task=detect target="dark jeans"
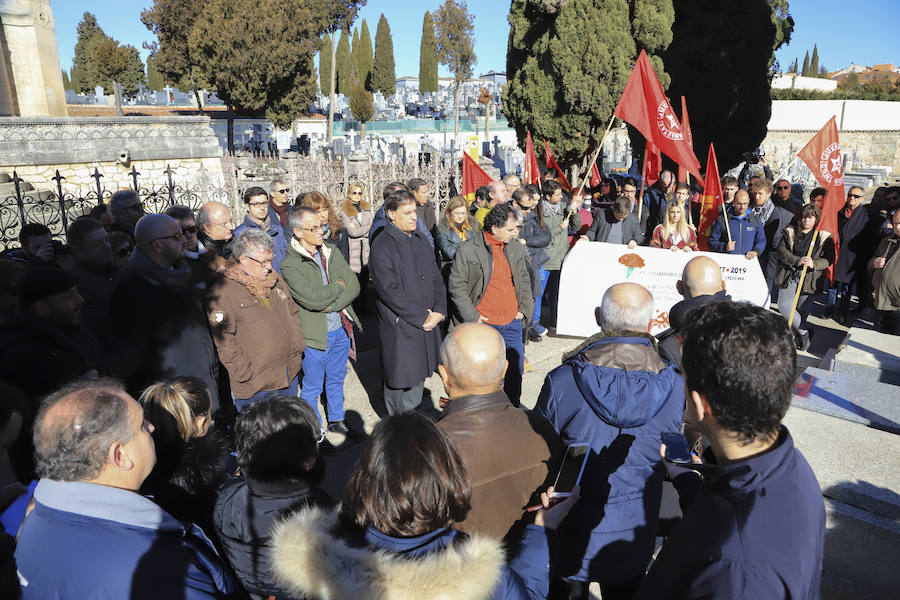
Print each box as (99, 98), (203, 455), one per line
(487, 319), (524, 407)
(233, 370), (300, 413)
(383, 382), (425, 415)
(540, 269), (562, 328)
(876, 309), (900, 335)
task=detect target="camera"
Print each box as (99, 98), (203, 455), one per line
(116, 149), (131, 164)
(742, 147), (764, 165)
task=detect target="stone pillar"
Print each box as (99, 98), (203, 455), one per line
(0, 0), (67, 117)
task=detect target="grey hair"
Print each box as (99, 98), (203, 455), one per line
(109, 189), (140, 212)
(196, 204), (213, 227)
(34, 378), (132, 482)
(233, 228), (274, 258)
(440, 326), (507, 388)
(269, 180), (286, 194)
(288, 205), (318, 233)
(598, 286), (655, 332)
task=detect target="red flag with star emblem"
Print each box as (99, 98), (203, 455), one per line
(614, 50), (703, 185)
(797, 116), (845, 281)
(677, 96), (694, 183)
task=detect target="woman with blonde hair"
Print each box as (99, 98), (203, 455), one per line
(650, 201), (698, 251)
(435, 195), (480, 272)
(298, 190), (350, 263)
(339, 182), (375, 274)
(139, 376), (230, 533)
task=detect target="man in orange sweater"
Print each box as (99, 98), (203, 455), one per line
(449, 204), (534, 405)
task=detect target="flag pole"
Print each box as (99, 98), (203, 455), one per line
(686, 173), (693, 226)
(565, 113), (616, 226)
(787, 230), (818, 330)
(774, 155), (800, 184)
(721, 203), (732, 244)
(637, 148), (647, 221)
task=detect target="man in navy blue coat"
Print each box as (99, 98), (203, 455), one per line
(536, 282), (684, 599)
(15, 379), (233, 599)
(637, 302), (825, 600)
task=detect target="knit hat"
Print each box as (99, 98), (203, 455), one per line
(18, 267), (78, 306)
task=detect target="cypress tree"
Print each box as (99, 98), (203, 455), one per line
(351, 27), (360, 77)
(71, 12), (107, 93)
(358, 19), (374, 90)
(146, 56), (163, 91)
(319, 34), (333, 94)
(371, 14), (396, 97)
(335, 29), (351, 95)
(662, 0), (791, 170)
(810, 44), (819, 78)
(801, 50), (810, 76)
(419, 11), (438, 94)
(61, 69), (71, 90)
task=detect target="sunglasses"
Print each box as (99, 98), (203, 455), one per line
(776, 186), (790, 190)
(181, 225), (199, 234)
(277, 188), (289, 194)
(153, 231), (183, 242)
(848, 193), (863, 199)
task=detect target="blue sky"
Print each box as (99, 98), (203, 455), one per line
(51, 1), (899, 79)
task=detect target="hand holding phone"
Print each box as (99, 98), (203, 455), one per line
(526, 442), (590, 511)
(661, 432), (693, 465)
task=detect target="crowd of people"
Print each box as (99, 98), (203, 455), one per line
(0, 163), (896, 599)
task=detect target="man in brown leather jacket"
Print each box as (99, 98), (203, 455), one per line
(436, 323), (561, 540)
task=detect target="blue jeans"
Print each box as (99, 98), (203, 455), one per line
(233, 370), (299, 413)
(300, 328), (350, 424)
(532, 267), (550, 326)
(488, 319), (524, 407)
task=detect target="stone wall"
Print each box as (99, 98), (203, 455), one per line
(0, 115), (225, 189)
(762, 130), (900, 174)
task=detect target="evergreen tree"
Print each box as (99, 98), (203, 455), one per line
(349, 81), (374, 139)
(71, 12), (106, 93)
(61, 69), (71, 90)
(118, 44), (146, 96)
(505, 0), (673, 171)
(419, 11), (438, 94)
(358, 19), (374, 90)
(810, 44), (819, 77)
(146, 56), (164, 91)
(319, 34), (333, 94)
(801, 50), (810, 76)
(819, 64), (828, 78)
(94, 38), (129, 114)
(662, 0), (792, 171)
(787, 57), (798, 73)
(434, 0), (476, 140)
(371, 14), (396, 98)
(189, 0), (358, 129)
(336, 29), (351, 95)
(351, 27), (360, 78)
(318, 1), (366, 143)
(142, 0), (210, 109)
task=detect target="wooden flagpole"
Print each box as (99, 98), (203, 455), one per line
(563, 113), (616, 228)
(787, 230), (819, 329)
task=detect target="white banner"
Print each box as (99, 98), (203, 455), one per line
(556, 242), (770, 337)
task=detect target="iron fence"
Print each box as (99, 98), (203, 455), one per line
(0, 153), (459, 252)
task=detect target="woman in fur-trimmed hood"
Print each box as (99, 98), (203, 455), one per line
(271, 412), (577, 600)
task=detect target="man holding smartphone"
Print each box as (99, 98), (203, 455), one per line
(637, 302), (825, 599)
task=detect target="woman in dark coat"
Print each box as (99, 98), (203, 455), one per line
(369, 188), (446, 415)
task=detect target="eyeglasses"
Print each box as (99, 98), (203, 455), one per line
(301, 225), (323, 233)
(244, 255), (273, 267)
(516, 202), (534, 212)
(114, 246), (133, 257)
(181, 225), (199, 234)
(776, 185), (790, 190)
(848, 193), (863, 199)
(153, 231), (183, 242)
(248, 201), (269, 207)
(277, 188), (289, 194)
(123, 204), (143, 212)
(350, 191), (363, 195)
(212, 220), (234, 228)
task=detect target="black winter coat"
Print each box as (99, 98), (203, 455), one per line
(370, 224), (447, 389)
(758, 204), (794, 286)
(835, 206), (875, 283)
(214, 470), (334, 599)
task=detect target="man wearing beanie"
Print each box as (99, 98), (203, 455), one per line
(0, 267), (102, 480)
(107, 214), (221, 410)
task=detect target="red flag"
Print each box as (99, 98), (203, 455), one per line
(523, 131), (542, 186)
(797, 116), (845, 281)
(589, 162), (602, 187)
(645, 142), (662, 186)
(462, 150), (494, 205)
(677, 96), (693, 183)
(697, 143), (723, 251)
(543, 140), (572, 192)
(614, 50), (703, 185)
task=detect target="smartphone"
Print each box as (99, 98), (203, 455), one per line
(661, 432), (693, 465)
(550, 442), (591, 498)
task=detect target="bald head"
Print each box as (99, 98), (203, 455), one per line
(680, 256), (725, 298)
(135, 213), (179, 249)
(597, 282), (654, 333)
(439, 323), (507, 396)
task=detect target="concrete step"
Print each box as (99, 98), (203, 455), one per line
(831, 327), (900, 386)
(793, 367), (900, 435)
